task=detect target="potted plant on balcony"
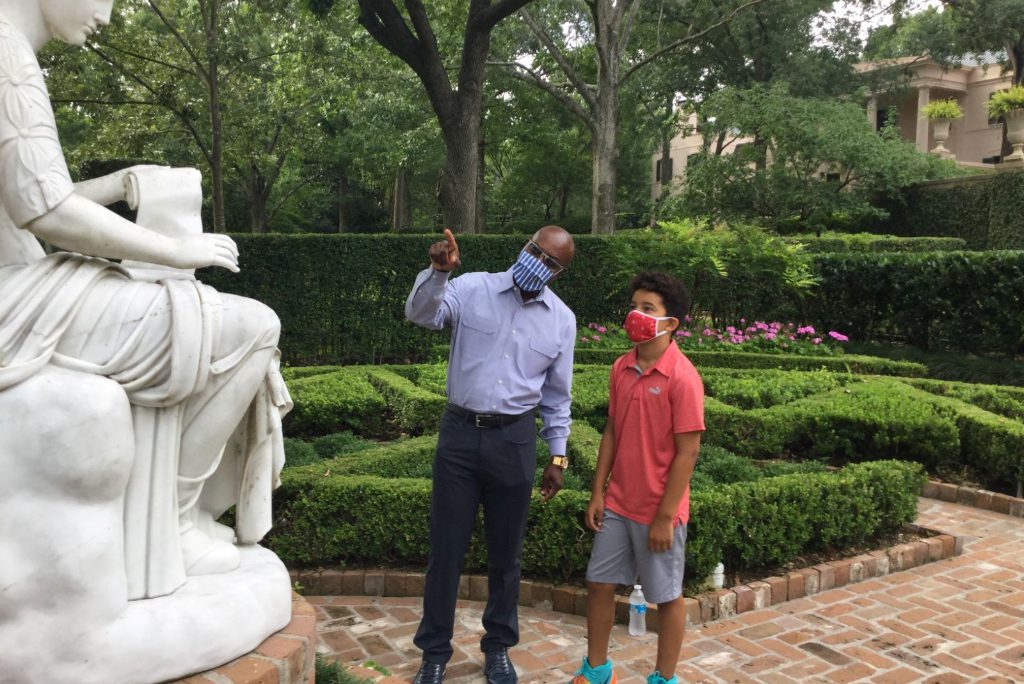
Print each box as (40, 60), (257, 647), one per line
(987, 85), (1024, 163)
(921, 98), (963, 159)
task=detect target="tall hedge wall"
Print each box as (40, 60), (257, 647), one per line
(879, 170), (1024, 250)
(199, 234), (1024, 362)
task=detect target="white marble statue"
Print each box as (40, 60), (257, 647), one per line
(0, 1), (293, 682)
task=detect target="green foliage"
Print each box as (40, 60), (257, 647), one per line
(573, 349), (927, 377)
(921, 98), (963, 120)
(673, 84), (962, 231)
(284, 438), (320, 468)
(987, 171), (1024, 251)
(850, 342), (1024, 387)
(986, 85), (1024, 118)
(312, 431), (377, 459)
(366, 368), (447, 435)
(204, 233), (1024, 362)
(285, 368), (388, 437)
(785, 233), (967, 253)
(808, 250), (1024, 354)
(315, 654), (374, 684)
(877, 176), (992, 249)
(269, 458), (924, 583)
(702, 368), (849, 410)
(282, 366), (347, 381)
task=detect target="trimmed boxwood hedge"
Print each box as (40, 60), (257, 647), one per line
(199, 232), (1024, 362)
(268, 458), (924, 584)
(283, 363), (1024, 493)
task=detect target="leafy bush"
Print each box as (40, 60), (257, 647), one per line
(284, 438), (319, 468)
(281, 365), (346, 381)
(312, 431), (377, 459)
(270, 459), (923, 584)
(703, 368), (850, 409)
(285, 368), (388, 437)
(366, 368), (447, 435)
(785, 233), (966, 253)
(573, 348), (926, 376)
(202, 232), (1024, 361)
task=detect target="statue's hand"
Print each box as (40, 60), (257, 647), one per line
(169, 234), (240, 273)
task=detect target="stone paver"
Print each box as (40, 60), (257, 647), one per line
(314, 498), (1024, 683)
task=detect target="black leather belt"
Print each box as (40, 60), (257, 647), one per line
(446, 403), (534, 428)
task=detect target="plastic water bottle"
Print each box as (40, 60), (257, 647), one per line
(711, 562), (725, 590)
(628, 584), (647, 636)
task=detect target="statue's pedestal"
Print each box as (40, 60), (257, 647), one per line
(168, 592), (316, 684)
(0, 546), (292, 684)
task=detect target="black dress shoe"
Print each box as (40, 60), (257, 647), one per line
(484, 648), (517, 684)
(412, 661), (446, 684)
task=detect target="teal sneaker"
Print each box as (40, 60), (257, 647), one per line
(647, 672), (678, 684)
(571, 657), (615, 684)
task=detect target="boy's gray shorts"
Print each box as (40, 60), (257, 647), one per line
(585, 509), (687, 605)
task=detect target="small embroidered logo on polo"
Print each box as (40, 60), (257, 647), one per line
(648, 386), (662, 395)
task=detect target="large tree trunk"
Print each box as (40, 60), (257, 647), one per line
(248, 173), (269, 233)
(439, 114), (481, 232)
(203, 1), (226, 233)
(337, 173), (349, 233)
(391, 166), (411, 232)
(590, 0), (622, 235)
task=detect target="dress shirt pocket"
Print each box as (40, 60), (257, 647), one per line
(517, 335), (559, 378)
(458, 311), (499, 363)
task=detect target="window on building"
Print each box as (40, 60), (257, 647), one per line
(656, 157), (673, 182)
(982, 154), (1002, 164)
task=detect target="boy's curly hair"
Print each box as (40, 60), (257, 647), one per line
(629, 272), (691, 322)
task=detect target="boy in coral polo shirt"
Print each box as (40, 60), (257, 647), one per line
(572, 272), (705, 684)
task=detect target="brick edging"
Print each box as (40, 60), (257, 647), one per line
(290, 523), (960, 631)
(921, 479), (1024, 517)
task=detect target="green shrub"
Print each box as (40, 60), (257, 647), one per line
(284, 438), (319, 468)
(702, 368), (850, 409)
(312, 431), (378, 459)
(285, 368), (388, 437)
(786, 234), (966, 253)
(986, 85), (1024, 118)
(694, 446), (761, 484)
(366, 368), (447, 435)
(921, 98), (963, 120)
(201, 233), (1024, 360)
(269, 459), (924, 584)
(573, 349), (927, 376)
(281, 366), (346, 381)
(329, 436), (438, 479)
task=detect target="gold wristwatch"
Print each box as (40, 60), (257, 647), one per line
(550, 455), (569, 470)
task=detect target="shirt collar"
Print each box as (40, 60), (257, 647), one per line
(625, 339), (682, 378)
(500, 267), (551, 307)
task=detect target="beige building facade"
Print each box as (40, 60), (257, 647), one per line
(651, 55), (1014, 199)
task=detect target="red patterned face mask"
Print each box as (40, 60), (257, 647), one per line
(624, 309), (674, 344)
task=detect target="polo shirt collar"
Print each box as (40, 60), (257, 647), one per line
(626, 339), (682, 377)
(500, 267), (551, 307)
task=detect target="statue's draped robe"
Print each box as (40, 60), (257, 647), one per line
(0, 14), (290, 599)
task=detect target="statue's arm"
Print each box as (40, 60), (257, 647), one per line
(25, 195), (240, 273)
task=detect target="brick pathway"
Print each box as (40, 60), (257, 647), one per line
(314, 498), (1024, 683)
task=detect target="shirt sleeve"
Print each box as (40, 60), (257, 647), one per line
(671, 367), (706, 434)
(0, 32), (75, 228)
(538, 315), (575, 456)
(404, 267), (459, 330)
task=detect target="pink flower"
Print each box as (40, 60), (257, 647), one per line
(593, 335), (602, 342)
(812, 337), (822, 345)
(740, 318), (746, 324)
(579, 336), (588, 343)
(765, 332), (776, 340)
(828, 331), (849, 342)
(726, 326), (736, 334)
(597, 326), (607, 334)
(684, 315), (692, 323)
(788, 335), (796, 341)
(797, 325), (816, 335)
(703, 328), (713, 336)
(588, 322), (598, 330)
(681, 330), (692, 337)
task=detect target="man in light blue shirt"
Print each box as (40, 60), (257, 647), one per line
(405, 226), (576, 684)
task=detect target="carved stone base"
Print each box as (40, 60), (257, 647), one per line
(169, 592), (316, 684)
(0, 546), (291, 684)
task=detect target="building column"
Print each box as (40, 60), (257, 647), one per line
(866, 95), (878, 129)
(916, 87), (931, 153)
